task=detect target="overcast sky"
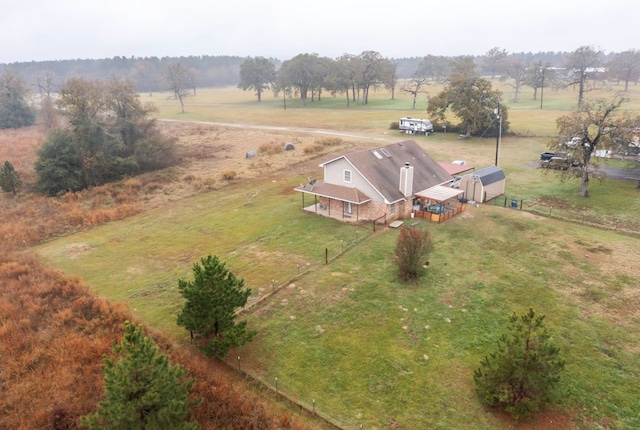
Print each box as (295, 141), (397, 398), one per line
(1, 0), (638, 64)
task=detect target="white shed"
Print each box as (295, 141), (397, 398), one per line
(459, 166), (505, 203)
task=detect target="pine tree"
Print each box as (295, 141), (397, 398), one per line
(177, 255), (256, 358)
(0, 161), (22, 195)
(474, 308), (565, 419)
(82, 322), (201, 430)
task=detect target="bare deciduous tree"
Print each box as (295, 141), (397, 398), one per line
(607, 49), (640, 92)
(563, 45), (603, 107)
(163, 61), (190, 113)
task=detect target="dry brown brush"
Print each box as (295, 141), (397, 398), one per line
(0, 251), (316, 429)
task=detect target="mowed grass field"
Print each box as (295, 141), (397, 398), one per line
(36, 83), (640, 429)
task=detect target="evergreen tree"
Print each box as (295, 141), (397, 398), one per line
(34, 129), (86, 195)
(177, 255), (256, 358)
(0, 72), (36, 129)
(0, 161), (22, 195)
(474, 308), (565, 419)
(82, 322), (200, 430)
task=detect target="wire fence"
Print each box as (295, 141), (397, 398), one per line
(492, 195), (640, 237)
(230, 198), (638, 429)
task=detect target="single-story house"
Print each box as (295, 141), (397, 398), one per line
(294, 140), (465, 222)
(459, 165), (506, 203)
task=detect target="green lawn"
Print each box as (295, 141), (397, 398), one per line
(35, 176), (640, 429)
(35, 83), (640, 429)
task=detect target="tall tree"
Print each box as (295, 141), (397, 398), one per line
(0, 161), (22, 195)
(277, 53), (319, 105)
(523, 60), (555, 101)
(35, 77), (176, 195)
(474, 308), (565, 419)
(82, 322), (200, 430)
(380, 60), (399, 100)
(163, 61), (190, 113)
(402, 71), (428, 109)
(357, 50), (387, 104)
(177, 255), (256, 358)
(482, 47), (508, 79)
(563, 45), (603, 107)
(58, 78), (134, 188)
(500, 56), (531, 102)
(325, 56), (354, 106)
(607, 49), (640, 92)
(552, 95), (633, 197)
(428, 57), (508, 137)
(0, 71), (36, 129)
(238, 56), (276, 102)
(417, 55), (451, 82)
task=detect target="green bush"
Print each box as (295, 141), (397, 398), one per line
(474, 308), (565, 419)
(394, 227), (434, 282)
(0, 161), (22, 195)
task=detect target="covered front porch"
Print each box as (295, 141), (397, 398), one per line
(294, 181), (372, 223)
(413, 185), (467, 223)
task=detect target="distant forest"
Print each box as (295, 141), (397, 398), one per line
(0, 50), (620, 95)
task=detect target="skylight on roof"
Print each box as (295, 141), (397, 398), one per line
(380, 148), (392, 158)
(372, 150), (383, 159)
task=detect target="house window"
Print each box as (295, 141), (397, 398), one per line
(343, 170), (352, 183)
(390, 203), (396, 215)
(344, 201), (352, 214)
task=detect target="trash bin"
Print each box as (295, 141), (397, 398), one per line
(511, 199), (518, 209)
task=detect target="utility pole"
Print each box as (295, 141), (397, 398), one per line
(540, 68), (545, 110)
(494, 106), (502, 166)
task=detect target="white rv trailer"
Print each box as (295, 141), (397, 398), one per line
(399, 117), (434, 135)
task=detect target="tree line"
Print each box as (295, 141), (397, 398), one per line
(1, 45), (638, 197)
(2, 46), (638, 102)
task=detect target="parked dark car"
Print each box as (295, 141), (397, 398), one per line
(540, 151), (556, 161)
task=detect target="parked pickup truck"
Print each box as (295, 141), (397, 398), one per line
(541, 152), (580, 170)
(540, 152), (556, 161)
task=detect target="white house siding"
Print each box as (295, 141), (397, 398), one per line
(323, 158), (385, 203)
(482, 181), (505, 202)
(459, 174), (505, 203)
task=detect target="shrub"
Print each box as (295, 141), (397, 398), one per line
(123, 177), (142, 190)
(303, 144), (324, 155)
(221, 170), (237, 181)
(316, 137), (343, 147)
(389, 121), (399, 130)
(258, 142), (283, 155)
(474, 308), (565, 419)
(394, 227), (434, 282)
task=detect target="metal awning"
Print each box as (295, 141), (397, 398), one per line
(415, 185), (465, 202)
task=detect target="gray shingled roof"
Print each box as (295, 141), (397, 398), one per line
(294, 181), (371, 204)
(473, 165), (505, 185)
(338, 140), (451, 203)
